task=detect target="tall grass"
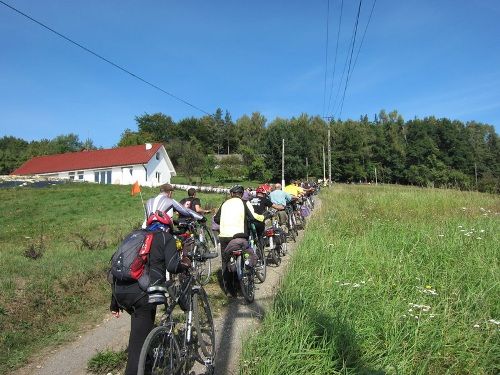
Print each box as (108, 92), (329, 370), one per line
(241, 184), (499, 374)
(0, 182), (225, 374)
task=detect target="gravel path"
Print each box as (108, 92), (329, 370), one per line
(14, 201), (318, 375)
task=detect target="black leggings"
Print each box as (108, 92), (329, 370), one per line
(125, 301), (157, 375)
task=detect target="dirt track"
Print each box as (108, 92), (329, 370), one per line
(15, 202), (317, 375)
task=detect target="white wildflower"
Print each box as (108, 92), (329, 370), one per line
(480, 229), (485, 233)
(409, 303), (431, 312)
(473, 324), (480, 328)
(352, 283), (361, 288)
(476, 237), (482, 240)
(488, 319), (500, 326)
(458, 225), (463, 228)
(438, 234), (444, 237)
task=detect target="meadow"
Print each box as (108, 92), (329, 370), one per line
(241, 184), (499, 374)
(0, 182), (225, 374)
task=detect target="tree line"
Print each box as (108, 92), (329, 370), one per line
(1, 109), (498, 193)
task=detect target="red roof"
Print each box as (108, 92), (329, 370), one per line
(12, 143), (163, 175)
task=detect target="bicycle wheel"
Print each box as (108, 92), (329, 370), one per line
(137, 325), (181, 375)
(255, 241), (267, 283)
(201, 224), (218, 254)
(290, 214), (299, 237)
(280, 239), (288, 256)
(287, 217), (296, 242)
(239, 257), (255, 303)
(192, 288), (216, 362)
(270, 245), (281, 266)
(194, 243), (212, 286)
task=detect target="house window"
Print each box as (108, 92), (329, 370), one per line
(155, 172), (161, 183)
(94, 170), (112, 184)
(156, 152), (160, 160)
(69, 172), (75, 181)
(78, 171), (84, 180)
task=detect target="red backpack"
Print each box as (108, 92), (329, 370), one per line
(110, 230), (155, 290)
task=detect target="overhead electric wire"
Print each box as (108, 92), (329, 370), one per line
(322, 0), (331, 118)
(351, 0), (377, 77)
(0, 0), (213, 117)
(330, 0), (357, 119)
(326, 0), (344, 119)
(337, 0), (363, 118)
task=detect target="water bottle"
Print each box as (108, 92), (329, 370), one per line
(244, 252), (250, 266)
(199, 231), (204, 243)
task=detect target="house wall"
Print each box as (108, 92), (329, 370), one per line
(35, 146), (175, 186)
(145, 149), (172, 187)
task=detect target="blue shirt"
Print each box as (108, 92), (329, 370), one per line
(269, 189), (292, 206)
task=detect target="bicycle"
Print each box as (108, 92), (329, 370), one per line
(264, 209), (287, 265)
(222, 239), (256, 303)
(137, 253), (217, 375)
(285, 203), (298, 241)
(249, 224), (266, 283)
(176, 218), (219, 285)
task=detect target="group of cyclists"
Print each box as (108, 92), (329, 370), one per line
(109, 180), (318, 375)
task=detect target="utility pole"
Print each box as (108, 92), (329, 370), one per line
(281, 138), (285, 187)
(374, 166), (378, 185)
(323, 116), (334, 186)
(322, 146), (326, 182)
(474, 162), (478, 188)
(306, 157), (309, 181)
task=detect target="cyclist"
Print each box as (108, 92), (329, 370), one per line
(269, 183), (293, 227)
(110, 196), (191, 375)
(213, 185), (264, 293)
(142, 183), (203, 228)
(249, 187), (282, 240)
(283, 180), (304, 198)
(180, 187), (211, 215)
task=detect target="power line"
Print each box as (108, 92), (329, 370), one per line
(0, 0), (213, 117)
(326, 0), (344, 118)
(322, 0), (331, 118)
(329, 0), (354, 119)
(338, 0), (363, 118)
(351, 0), (377, 77)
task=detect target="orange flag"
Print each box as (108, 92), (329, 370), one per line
(131, 181), (141, 196)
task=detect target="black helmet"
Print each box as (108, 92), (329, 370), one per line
(229, 185), (244, 195)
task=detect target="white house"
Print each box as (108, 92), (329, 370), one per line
(12, 143), (176, 187)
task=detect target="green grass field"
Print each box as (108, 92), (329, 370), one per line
(0, 182), (225, 374)
(241, 184), (499, 374)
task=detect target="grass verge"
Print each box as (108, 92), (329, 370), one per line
(241, 184), (499, 374)
(0, 182), (227, 374)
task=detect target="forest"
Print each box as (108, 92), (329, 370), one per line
(1, 109), (498, 193)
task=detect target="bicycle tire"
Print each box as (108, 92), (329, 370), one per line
(137, 325), (181, 375)
(290, 214), (299, 237)
(287, 219), (296, 242)
(192, 288), (216, 361)
(280, 239), (288, 256)
(255, 241), (267, 283)
(194, 242), (212, 286)
(238, 256), (255, 303)
(201, 224), (218, 255)
(270, 245), (281, 266)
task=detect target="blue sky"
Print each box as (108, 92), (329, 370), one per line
(1, 0), (499, 148)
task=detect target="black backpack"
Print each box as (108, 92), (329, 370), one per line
(110, 229), (155, 291)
